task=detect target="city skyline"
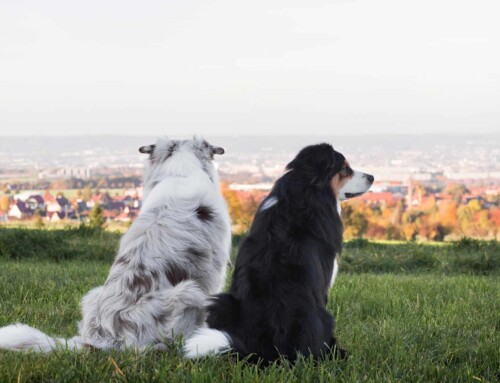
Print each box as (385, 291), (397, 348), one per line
(1, 135), (498, 184)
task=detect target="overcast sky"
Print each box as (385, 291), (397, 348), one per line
(0, 0), (499, 136)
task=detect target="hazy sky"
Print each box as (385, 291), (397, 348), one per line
(1, 0), (499, 136)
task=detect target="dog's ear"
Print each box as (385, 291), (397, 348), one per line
(287, 143), (341, 188)
(211, 146), (225, 155)
(139, 144), (155, 154)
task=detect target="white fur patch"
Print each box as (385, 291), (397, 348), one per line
(0, 323), (81, 352)
(184, 328), (231, 359)
(330, 258), (339, 288)
(260, 196), (278, 212)
(339, 170), (372, 201)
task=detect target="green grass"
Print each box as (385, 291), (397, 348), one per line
(0, 227), (120, 262)
(0, 229), (499, 382)
(341, 238), (500, 275)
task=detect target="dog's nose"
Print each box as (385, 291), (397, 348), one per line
(365, 174), (374, 183)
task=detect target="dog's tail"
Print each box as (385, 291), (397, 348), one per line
(184, 327), (232, 358)
(0, 323), (83, 352)
(184, 293), (245, 359)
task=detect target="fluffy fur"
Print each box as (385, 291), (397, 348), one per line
(185, 143), (373, 363)
(0, 136), (231, 352)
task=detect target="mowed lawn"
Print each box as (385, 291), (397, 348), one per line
(0, 229), (499, 382)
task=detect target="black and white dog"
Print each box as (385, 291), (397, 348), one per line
(185, 143), (374, 363)
(0, 136), (231, 352)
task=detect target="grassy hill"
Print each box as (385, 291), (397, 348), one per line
(1, 227), (498, 274)
(0, 228), (499, 382)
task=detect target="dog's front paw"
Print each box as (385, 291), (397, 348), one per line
(333, 346), (349, 360)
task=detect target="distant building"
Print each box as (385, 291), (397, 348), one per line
(358, 192), (402, 207)
(229, 183), (273, 191)
(361, 167), (434, 182)
(446, 171), (500, 180)
(57, 167), (91, 179)
(435, 193), (454, 206)
(8, 201), (31, 219)
(47, 211), (73, 222)
(463, 194), (485, 204)
(38, 167), (91, 180)
(46, 195), (72, 215)
(26, 195), (44, 210)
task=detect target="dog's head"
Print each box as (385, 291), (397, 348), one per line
(285, 143), (373, 201)
(139, 136), (224, 199)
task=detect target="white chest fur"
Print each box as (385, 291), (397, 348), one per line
(330, 258), (339, 288)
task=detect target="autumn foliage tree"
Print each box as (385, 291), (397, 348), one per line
(342, 202), (370, 239)
(221, 183), (266, 233)
(219, 179), (498, 241)
(0, 195), (10, 212)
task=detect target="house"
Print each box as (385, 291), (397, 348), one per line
(106, 201), (125, 211)
(116, 212), (132, 222)
(44, 191), (56, 203)
(73, 199), (89, 214)
(56, 195), (70, 208)
(102, 209), (119, 220)
(46, 201), (61, 213)
(463, 194), (485, 204)
(8, 201), (31, 219)
(47, 195), (72, 214)
(46, 210), (76, 222)
(26, 195), (45, 211)
(86, 194), (103, 209)
(434, 193), (454, 206)
(115, 206), (140, 222)
(358, 192), (402, 207)
(116, 195), (137, 207)
(47, 211), (65, 222)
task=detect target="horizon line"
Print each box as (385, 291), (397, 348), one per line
(0, 132), (498, 138)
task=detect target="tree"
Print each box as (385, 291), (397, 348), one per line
(439, 200), (458, 229)
(0, 195), (10, 212)
(467, 199), (482, 212)
(33, 210), (45, 229)
(457, 205), (474, 236)
(342, 203), (369, 239)
(391, 200), (404, 226)
(446, 183), (469, 203)
(88, 203), (106, 231)
(102, 191), (113, 207)
(402, 223), (417, 241)
(82, 187), (93, 202)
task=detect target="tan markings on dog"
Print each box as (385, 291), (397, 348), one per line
(331, 160), (353, 197)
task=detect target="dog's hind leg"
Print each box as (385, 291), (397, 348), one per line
(323, 336), (348, 360)
(130, 280), (208, 346)
(159, 280), (207, 338)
